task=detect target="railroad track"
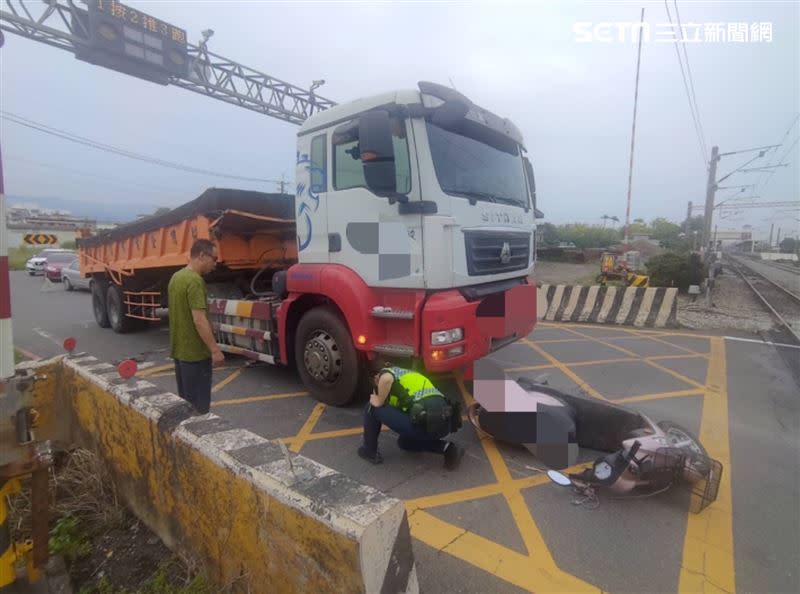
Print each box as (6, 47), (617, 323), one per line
(761, 260), (800, 276)
(725, 254), (800, 343)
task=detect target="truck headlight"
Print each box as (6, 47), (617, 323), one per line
(431, 328), (463, 345)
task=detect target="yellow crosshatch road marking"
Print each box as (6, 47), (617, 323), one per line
(211, 367), (246, 393)
(551, 327), (709, 392)
(288, 402), (326, 453)
(138, 363), (174, 377)
(204, 323), (733, 593)
(537, 321), (717, 342)
(521, 338), (608, 401)
(679, 337), (735, 594)
(409, 375), (600, 592)
(212, 390), (308, 408)
(613, 388), (705, 404)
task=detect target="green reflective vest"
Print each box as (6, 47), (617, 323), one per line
(381, 367), (443, 413)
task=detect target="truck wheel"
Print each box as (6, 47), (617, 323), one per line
(295, 306), (361, 406)
(106, 285), (133, 334)
(92, 281), (110, 328)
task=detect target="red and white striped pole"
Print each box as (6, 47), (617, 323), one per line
(0, 132), (14, 380)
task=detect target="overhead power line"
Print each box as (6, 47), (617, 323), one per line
(755, 114), (799, 192)
(672, 0), (708, 159)
(5, 154), (190, 194)
(1, 110), (284, 185)
(665, 0), (707, 168)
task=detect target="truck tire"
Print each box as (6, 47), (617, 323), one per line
(92, 280), (111, 328)
(295, 306), (361, 406)
(106, 284), (134, 334)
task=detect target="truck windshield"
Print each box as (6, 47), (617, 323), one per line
(426, 121), (528, 209)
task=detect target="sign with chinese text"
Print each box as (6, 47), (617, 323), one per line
(85, 0), (188, 79)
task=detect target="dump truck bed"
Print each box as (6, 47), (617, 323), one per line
(78, 188), (297, 277)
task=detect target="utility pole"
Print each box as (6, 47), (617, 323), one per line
(768, 223), (774, 248)
(776, 227), (781, 247)
(685, 200), (692, 228)
(623, 8), (645, 248)
(701, 145), (719, 255)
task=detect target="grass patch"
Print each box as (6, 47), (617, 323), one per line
(50, 515), (92, 563)
(8, 246), (39, 270)
(81, 563), (212, 594)
(14, 348), (31, 364)
(7, 448), (213, 593)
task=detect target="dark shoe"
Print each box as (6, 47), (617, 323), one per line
(443, 442), (464, 471)
(358, 446), (383, 464)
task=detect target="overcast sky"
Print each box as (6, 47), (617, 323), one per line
(1, 1), (797, 239)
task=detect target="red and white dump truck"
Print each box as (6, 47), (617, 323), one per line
(78, 82), (540, 404)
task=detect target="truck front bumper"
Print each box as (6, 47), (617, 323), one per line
(421, 280), (537, 372)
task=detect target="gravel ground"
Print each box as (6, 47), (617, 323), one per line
(677, 270), (775, 333)
(533, 260), (598, 285)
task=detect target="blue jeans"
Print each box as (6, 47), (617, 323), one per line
(362, 403), (448, 454)
(174, 359), (212, 414)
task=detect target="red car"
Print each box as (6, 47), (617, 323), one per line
(44, 251), (77, 282)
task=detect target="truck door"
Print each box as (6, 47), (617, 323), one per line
(326, 115), (424, 289)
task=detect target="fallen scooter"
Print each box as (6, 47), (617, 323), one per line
(468, 376), (722, 512)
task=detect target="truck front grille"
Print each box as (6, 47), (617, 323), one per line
(464, 231), (531, 276)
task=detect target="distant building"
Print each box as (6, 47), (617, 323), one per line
(5, 205), (97, 248)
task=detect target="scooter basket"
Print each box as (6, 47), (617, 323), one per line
(651, 448), (722, 513)
(686, 457), (723, 514)
(649, 447), (686, 482)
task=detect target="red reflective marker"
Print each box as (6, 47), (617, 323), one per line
(63, 337), (77, 354)
(118, 359), (138, 380)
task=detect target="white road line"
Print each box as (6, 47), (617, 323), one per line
(33, 327), (63, 347)
(724, 336), (800, 350)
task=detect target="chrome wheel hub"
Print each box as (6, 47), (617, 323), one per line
(303, 330), (341, 383)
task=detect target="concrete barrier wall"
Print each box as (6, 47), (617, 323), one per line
(537, 285), (678, 327)
(23, 356), (417, 594)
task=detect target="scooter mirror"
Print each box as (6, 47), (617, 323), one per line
(547, 470), (572, 487)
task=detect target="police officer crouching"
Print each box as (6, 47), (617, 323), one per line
(358, 361), (464, 470)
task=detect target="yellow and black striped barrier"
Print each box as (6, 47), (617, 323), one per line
(538, 285), (678, 327)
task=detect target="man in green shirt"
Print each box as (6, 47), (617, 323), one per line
(168, 238), (224, 413)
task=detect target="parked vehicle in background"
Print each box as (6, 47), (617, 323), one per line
(61, 258), (91, 291)
(44, 251), (77, 282)
(25, 248), (72, 276)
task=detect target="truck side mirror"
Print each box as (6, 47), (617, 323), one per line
(359, 110), (397, 196)
(523, 157), (536, 213)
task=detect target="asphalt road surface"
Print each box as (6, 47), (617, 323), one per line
(9, 271), (800, 593)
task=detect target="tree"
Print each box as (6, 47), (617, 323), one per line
(647, 252), (705, 291)
(650, 217), (682, 249)
(626, 218), (651, 237)
(779, 237), (797, 254)
(537, 222), (559, 246)
(153, 207), (171, 216)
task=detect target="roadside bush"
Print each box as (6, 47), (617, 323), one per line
(646, 252), (705, 291)
(8, 246), (38, 270)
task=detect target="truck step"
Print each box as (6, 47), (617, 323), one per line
(373, 344), (415, 357)
(370, 307), (414, 320)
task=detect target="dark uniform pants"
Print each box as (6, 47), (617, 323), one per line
(363, 403), (448, 454)
(174, 359), (212, 414)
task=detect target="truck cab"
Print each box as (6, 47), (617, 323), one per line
(295, 81), (537, 289)
(286, 82), (538, 399)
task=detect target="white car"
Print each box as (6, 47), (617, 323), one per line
(25, 248), (72, 276)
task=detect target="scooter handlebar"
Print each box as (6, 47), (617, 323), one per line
(626, 440), (642, 462)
